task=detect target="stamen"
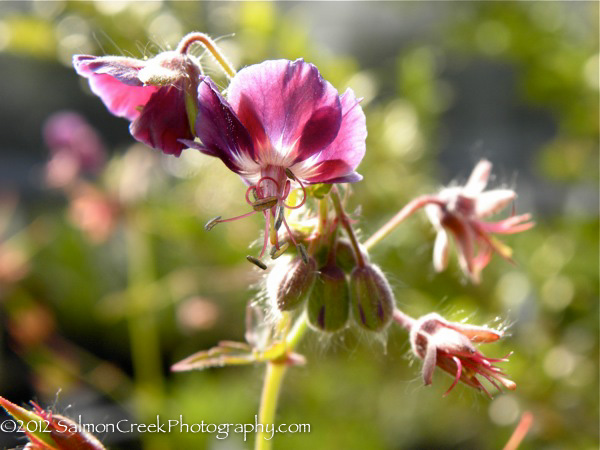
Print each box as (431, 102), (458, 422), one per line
(259, 211), (270, 258)
(204, 216), (222, 231)
(282, 175), (307, 209)
(269, 212), (278, 245)
(297, 243), (309, 264)
(285, 168), (296, 180)
(274, 205), (285, 231)
(270, 241), (290, 259)
(212, 210), (258, 224)
(246, 255), (267, 270)
(256, 176), (280, 198)
(252, 196), (279, 211)
(245, 185), (258, 204)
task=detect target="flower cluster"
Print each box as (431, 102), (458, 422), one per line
(74, 35), (366, 266)
(74, 32), (532, 397)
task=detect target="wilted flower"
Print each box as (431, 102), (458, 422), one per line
(187, 59), (367, 261)
(409, 312), (515, 396)
(73, 33), (207, 156)
(43, 111), (106, 188)
(425, 160), (533, 282)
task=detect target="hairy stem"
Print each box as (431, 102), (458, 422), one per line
(330, 187), (365, 267)
(256, 311), (308, 450)
(176, 32), (236, 78)
(363, 195), (444, 251)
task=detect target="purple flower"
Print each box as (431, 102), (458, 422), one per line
(73, 36), (204, 156)
(425, 160), (534, 282)
(409, 313), (516, 397)
(185, 59), (367, 260)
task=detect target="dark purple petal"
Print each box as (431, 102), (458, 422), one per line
(73, 55), (158, 121)
(227, 59), (342, 163)
(193, 79), (258, 175)
(129, 83), (194, 156)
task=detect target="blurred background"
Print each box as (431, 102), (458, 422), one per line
(0, 1), (597, 449)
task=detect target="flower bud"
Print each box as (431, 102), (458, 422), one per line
(274, 256), (317, 311)
(335, 239), (358, 273)
(307, 264), (349, 332)
(349, 264), (394, 332)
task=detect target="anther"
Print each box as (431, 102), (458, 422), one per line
(274, 205), (285, 231)
(252, 196), (279, 211)
(270, 241), (290, 259)
(285, 168), (297, 181)
(205, 216), (222, 231)
(297, 243), (309, 264)
(246, 255), (267, 270)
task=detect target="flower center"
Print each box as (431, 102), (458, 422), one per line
(204, 165), (308, 269)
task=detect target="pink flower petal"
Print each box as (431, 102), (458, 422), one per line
(464, 159), (492, 196)
(73, 55), (157, 121)
(433, 229), (450, 272)
(227, 59), (342, 164)
(294, 88), (366, 183)
(130, 83), (194, 156)
(475, 189), (516, 217)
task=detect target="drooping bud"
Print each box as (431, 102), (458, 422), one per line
(349, 264), (394, 332)
(307, 264), (349, 332)
(273, 256), (316, 311)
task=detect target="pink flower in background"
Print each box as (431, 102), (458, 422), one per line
(409, 312), (515, 396)
(43, 111), (106, 187)
(185, 59), (366, 259)
(73, 37), (203, 156)
(425, 160), (534, 282)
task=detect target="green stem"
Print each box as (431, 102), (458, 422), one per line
(330, 187), (365, 267)
(125, 216), (168, 450)
(256, 311), (309, 450)
(256, 362), (287, 449)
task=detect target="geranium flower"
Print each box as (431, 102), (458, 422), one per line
(73, 33), (206, 156)
(184, 59), (367, 262)
(425, 160), (533, 282)
(409, 312), (516, 397)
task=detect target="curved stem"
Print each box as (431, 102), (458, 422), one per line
(363, 195), (444, 251)
(176, 32), (236, 78)
(330, 187), (365, 267)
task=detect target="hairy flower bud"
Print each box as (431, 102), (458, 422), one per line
(335, 238), (358, 273)
(349, 264), (394, 332)
(274, 256), (317, 311)
(307, 264), (350, 332)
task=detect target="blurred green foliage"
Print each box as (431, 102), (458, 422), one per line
(0, 2), (597, 449)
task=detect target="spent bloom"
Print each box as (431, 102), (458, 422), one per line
(73, 33), (208, 156)
(409, 312), (515, 397)
(187, 59), (367, 262)
(425, 160), (533, 282)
